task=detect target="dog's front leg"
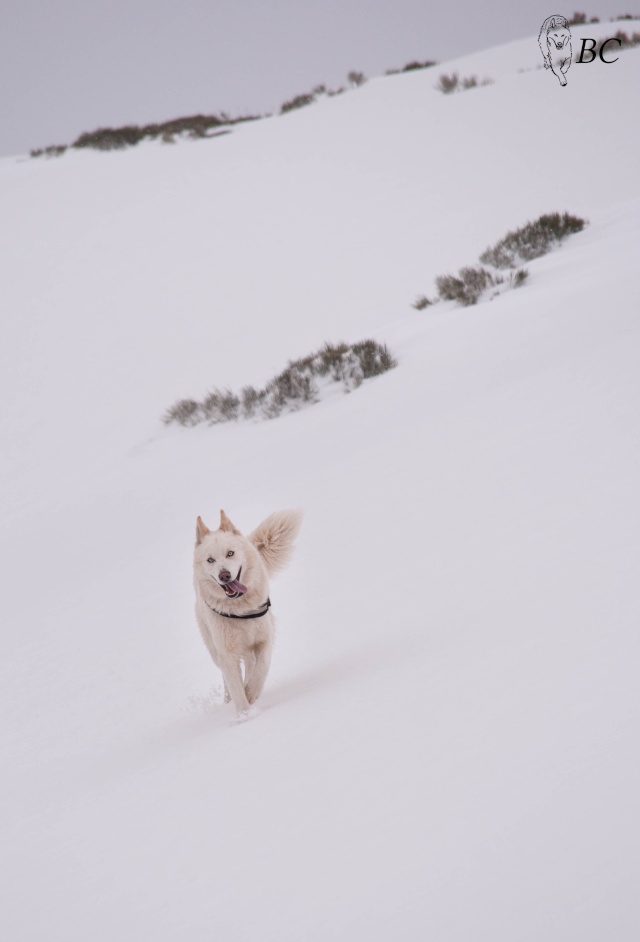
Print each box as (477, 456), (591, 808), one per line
(243, 648), (257, 691)
(221, 656), (252, 716)
(245, 640), (273, 705)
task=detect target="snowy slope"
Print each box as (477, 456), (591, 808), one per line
(1, 27), (640, 942)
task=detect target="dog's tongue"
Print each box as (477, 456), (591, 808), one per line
(225, 579), (247, 596)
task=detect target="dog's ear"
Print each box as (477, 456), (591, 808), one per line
(195, 516), (210, 545)
(249, 509), (303, 575)
(219, 509), (241, 534)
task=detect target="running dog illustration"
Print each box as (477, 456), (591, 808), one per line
(539, 15), (572, 86)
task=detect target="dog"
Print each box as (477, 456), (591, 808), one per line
(194, 508), (303, 719)
(538, 15), (572, 86)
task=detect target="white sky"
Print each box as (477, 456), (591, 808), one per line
(2, 1), (635, 156)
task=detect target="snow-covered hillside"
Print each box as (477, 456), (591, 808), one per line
(1, 25), (639, 941)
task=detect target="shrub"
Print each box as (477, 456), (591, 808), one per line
(425, 216), (582, 311)
(347, 71), (367, 87)
(436, 267), (495, 306)
(509, 268), (529, 288)
(436, 73), (460, 94)
(412, 295), (434, 310)
(30, 144), (67, 158)
(74, 125), (146, 150)
(435, 73), (492, 93)
(402, 60), (437, 72)
(387, 60), (437, 75)
(350, 339), (397, 378)
(240, 385), (264, 419)
(71, 113), (248, 151)
(479, 212), (587, 268)
(163, 340), (398, 427)
(478, 242), (513, 269)
(262, 366), (318, 417)
(31, 111), (259, 157)
(201, 389), (241, 424)
(469, 76), (492, 88)
(162, 399), (202, 426)
(568, 11), (588, 24)
(280, 93), (316, 114)
(279, 75), (368, 114)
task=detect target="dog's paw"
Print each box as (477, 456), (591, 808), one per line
(235, 705), (260, 724)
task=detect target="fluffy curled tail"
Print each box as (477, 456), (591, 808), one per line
(249, 509), (304, 575)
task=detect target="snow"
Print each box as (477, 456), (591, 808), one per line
(1, 28), (640, 941)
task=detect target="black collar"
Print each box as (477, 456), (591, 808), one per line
(206, 597), (271, 620)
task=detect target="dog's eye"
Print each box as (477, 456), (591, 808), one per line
(226, 550), (234, 558)
(207, 557), (215, 564)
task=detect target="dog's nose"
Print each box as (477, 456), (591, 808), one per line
(218, 569), (231, 583)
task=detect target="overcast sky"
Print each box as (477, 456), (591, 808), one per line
(1, 1), (634, 156)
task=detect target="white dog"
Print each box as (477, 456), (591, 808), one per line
(194, 508), (303, 719)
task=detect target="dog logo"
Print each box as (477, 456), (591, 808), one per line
(539, 15), (572, 85)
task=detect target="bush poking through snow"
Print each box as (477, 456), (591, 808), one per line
(163, 340), (398, 427)
(412, 295), (434, 310)
(347, 71), (367, 87)
(424, 213), (583, 309)
(436, 73), (460, 94)
(31, 113), (258, 156)
(280, 93), (317, 114)
(73, 114), (252, 149)
(510, 268), (529, 288)
(386, 60), (437, 75)
(403, 59), (437, 72)
(201, 389), (241, 424)
(479, 212), (587, 269)
(280, 76), (364, 114)
(30, 144), (67, 158)
(435, 73), (493, 93)
(436, 267), (496, 306)
(162, 398), (202, 427)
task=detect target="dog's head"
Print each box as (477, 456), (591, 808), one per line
(548, 26), (570, 50)
(194, 507), (303, 605)
(194, 510), (261, 602)
(539, 15), (570, 51)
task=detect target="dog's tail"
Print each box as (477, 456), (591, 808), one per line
(249, 509), (303, 575)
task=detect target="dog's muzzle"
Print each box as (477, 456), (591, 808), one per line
(216, 566), (248, 598)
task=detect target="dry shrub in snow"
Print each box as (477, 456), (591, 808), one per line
(280, 93), (317, 114)
(426, 212), (584, 309)
(479, 212), (587, 269)
(347, 71), (367, 87)
(436, 267), (496, 306)
(436, 73), (493, 93)
(163, 340), (397, 427)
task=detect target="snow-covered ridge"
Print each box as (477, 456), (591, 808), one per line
(22, 17), (640, 159)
